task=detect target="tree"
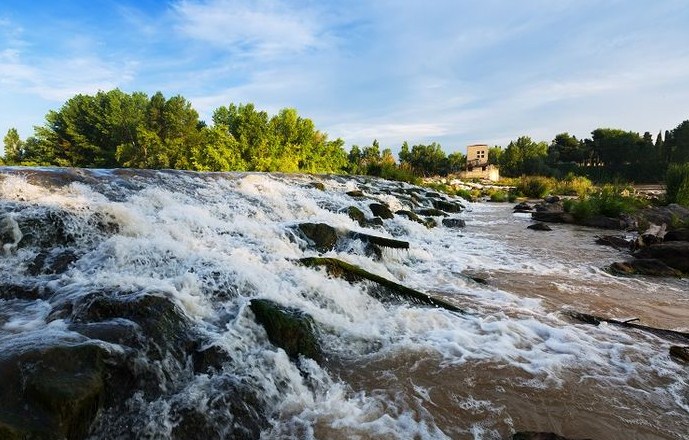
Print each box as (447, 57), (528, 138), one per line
(3, 128), (22, 164)
(446, 151), (466, 174)
(499, 136), (549, 176)
(488, 146), (502, 165)
(668, 120), (689, 164)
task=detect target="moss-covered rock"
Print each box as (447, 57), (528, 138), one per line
(369, 203), (394, 219)
(299, 257), (464, 314)
(346, 231), (409, 250)
(296, 223), (338, 252)
(431, 200), (464, 213)
(414, 208), (448, 217)
(395, 210), (425, 225)
(249, 299), (322, 362)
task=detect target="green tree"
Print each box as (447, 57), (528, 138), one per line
(499, 136), (549, 176)
(3, 128), (22, 164)
(487, 146), (502, 165)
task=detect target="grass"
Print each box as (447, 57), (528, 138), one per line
(564, 184), (649, 221)
(665, 163), (689, 207)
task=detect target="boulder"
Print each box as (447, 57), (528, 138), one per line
(431, 199), (464, 213)
(369, 203), (394, 219)
(634, 242), (689, 273)
(442, 218), (466, 228)
(513, 202), (533, 213)
(544, 195), (560, 203)
(531, 211), (574, 224)
(664, 228), (689, 242)
(309, 182), (325, 191)
(346, 190), (365, 198)
(594, 235), (631, 250)
(296, 223), (338, 252)
(0, 343), (109, 440)
(249, 299), (322, 362)
(395, 210), (425, 225)
(670, 346), (689, 363)
(414, 208), (449, 217)
(346, 206), (366, 227)
(527, 223), (552, 231)
(27, 249), (78, 276)
(347, 231), (409, 249)
(608, 259), (683, 278)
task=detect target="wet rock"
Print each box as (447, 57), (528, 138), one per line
(424, 192), (441, 198)
(634, 242), (689, 273)
(664, 228), (689, 242)
(442, 218), (466, 228)
(309, 182), (325, 191)
(669, 346), (689, 363)
(513, 432), (591, 440)
(595, 235), (631, 250)
(424, 218), (438, 228)
(0, 282), (49, 300)
(299, 257), (464, 313)
(347, 231), (409, 250)
(544, 195), (560, 203)
(27, 249), (78, 276)
(192, 344), (230, 374)
(414, 208), (448, 217)
(369, 203), (394, 219)
(346, 190), (365, 198)
(431, 199), (464, 213)
(531, 211), (573, 224)
(395, 210), (425, 225)
(608, 259), (683, 278)
(634, 203), (689, 229)
(527, 222), (552, 231)
(296, 223), (338, 253)
(513, 202), (533, 213)
(0, 343), (108, 440)
(346, 206), (366, 226)
(249, 299), (322, 362)
(634, 233), (663, 249)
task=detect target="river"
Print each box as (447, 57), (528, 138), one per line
(0, 168), (687, 439)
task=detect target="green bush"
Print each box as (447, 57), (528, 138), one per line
(368, 163), (420, 184)
(665, 163), (689, 207)
(564, 184), (648, 220)
(555, 174), (594, 197)
(516, 176), (554, 198)
(488, 190), (508, 202)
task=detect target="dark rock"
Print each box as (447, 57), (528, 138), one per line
(346, 190), (365, 198)
(0, 343), (108, 440)
(634, 233), (663, 249)
(299, 257), (464, 313)
(534, 201), (563, 212)
(192, 344), (230, 374)
(414, 208), (448, 217)
(395, 210), (425, 225)
(634, 204), (689, 229)
(431, 199), (463, 213)
(369, 203), (394, 219)
(513, 432), (591, 440)
(513, 202), (533, 212)
(664, 228), (689, 242)
(595, 235), (631, 250)
(634, 241), (689, 273)
(347, 231), (409, 249)
(296, 223), (338, 252)
(670, 346), (689, 363)
(581, 215), (627, 230)
(608, 259), (683, 278)
(27, 249), (78, 276)
(346, 206), (366, 227)
(424, 218), (438, 228)
(309, 182), (325, 191)
(544, 195), (560, 203)
(442, 218), (466, 228)
(0, 282), (49, 300)
(424, 192), (441, 198)
(249, 299), (322, 362)
(365, 217), (385, 227)
(527, 222), (552, 231)
(68, 320), (142, 347)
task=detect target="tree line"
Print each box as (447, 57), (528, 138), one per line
(2, 88), (688, 183)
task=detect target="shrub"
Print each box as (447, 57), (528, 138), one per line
(488, 189), (508, 202)
(516, 176), (554, 199)
(665, 163), (689, 207)
(565, 184), (648, 220)
(555, 174), (594, 197)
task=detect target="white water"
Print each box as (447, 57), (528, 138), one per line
(0, 168), (688, 439)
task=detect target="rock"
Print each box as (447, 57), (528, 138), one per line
(670, 346), (689, 363)
(527, 223), (552, 231)
(634, 203), (689, 229)
(634, 233), (663, 249)
(414, 208), (449, 217)
(431, 199), (464, 213)
(346, 206), (366, 227)
(296, 223), (338, 252)
(369, 203), (394, 219)
(608, 259), (683, 278)
(249, 299), (322, 362)
(346, 190), (365, 197)
(0, 282), (49, 300)
(192, 344), (231, 374)
(513, 202), (533, 212)
(0, 343), (108, 440)
(442, 218), (466, 228)
(595, 235), (631, 250)
(634, 242), (689, 273)
(581, 215), (627, 230)
(395, 210), (425, 225)
(424, 192), (441, 198)
(309, 182), (325, 191)
(534, 201), (563, 212)
(27, 249), (78, 276)
(544, 195), (560, 203)
(664, 228), (689, 242)
(424, 218), (438, 228)
(347, 231), (409, 249)
(513, 432), (591, 440)
(299, 257), (464, 313)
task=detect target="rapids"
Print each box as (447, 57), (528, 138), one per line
(0, 167), (687, 439)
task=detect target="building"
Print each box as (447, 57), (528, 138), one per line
(458, 144), (500, 181)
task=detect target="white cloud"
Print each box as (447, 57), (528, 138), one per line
(172, 0), (328, 58)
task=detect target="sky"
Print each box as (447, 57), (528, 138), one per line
(1, 0), (689, 154)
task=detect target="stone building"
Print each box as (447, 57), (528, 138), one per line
(459, 144), (500, 181)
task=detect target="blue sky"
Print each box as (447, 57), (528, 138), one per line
(2, 0), (689, 154)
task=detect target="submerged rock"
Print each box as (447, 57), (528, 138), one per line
(594, 235), (631, 250)
(346, 206), (367, 226)
(346, 231), (409, 250)
(634, 242), (689, 273)
(299, 257), (464, 313)
(346, 189), (365, 198)
(527, 222), (552, 231)
(608, 259), (683, 278)
(249, 299), (322, 362)
(513, 202), (533, 212)
(513, 432), (591, 440)
(669, 346), (689, 363)
(664, 228), (689, 242)
(441, 218), (466, 228)
(395, 209), (425, 225)
(431, 199), (464, 213)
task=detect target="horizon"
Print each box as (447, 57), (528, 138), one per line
(2, 1), (689, 154)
